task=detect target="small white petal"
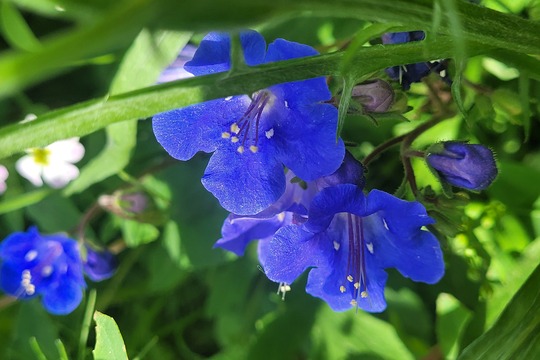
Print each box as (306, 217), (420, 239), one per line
(16, 156), (44, 187)
(0, 165), (7, 194)
(46, 138), (85, 164)
(0, 165), (8, 181)
(42, 161), (80, 188)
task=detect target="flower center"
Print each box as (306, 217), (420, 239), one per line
(338, 214), (373, 307)
(31, 148), (51, 165)
(17, 242), (63, 297)
(221, 90), (275, 154)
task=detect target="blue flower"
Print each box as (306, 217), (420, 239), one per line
(259, 184), (444, 312)
(82, 246), (116, 282)
(382, 31), (449, 90)
(215, 152), (365, 256)
(0, 227), (86, 315)
(157, 44), (197, 83)
(153, 30), (345, 215)
(426, 141), (498, 191)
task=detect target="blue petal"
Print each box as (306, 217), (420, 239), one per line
(269, 90), (344, 181)
(314, 151), (365, 189)
(0, 264), (38, 299)
(201, 144), (285, 215)
(152, 96), (249, 161)
(306, 184), (367, 233)
(0, 228), (38, 265)
(215, 213), (289, 256)
(364, 190), (444, 283)
(41, 278), (83, 315)
(259, 225), (331, 285)
(83, 247), (116, 282)
(265, 38), (318, 62)
(185, 31), (266, 76)
(303, 216), (388, 312)
(305, 260), (388, 313)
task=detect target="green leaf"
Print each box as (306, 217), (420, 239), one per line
(1, 0), (540, 100)
(28, 337), (47, 360)
(93, 311), (129, 360)
(458, 262), (540, 360)
(55, 339), (69, 360)
(0, 2), (41, 52)
(436, 294), (473, 359)
(0, 37), (482, 160)
(121, 220), (160, 247)
(310, 304), (415, 360)
(78, 289), (97, 360)
(0, 189), (53, 215)
(64, 29), (190, 195)
(10, 302), (59, 360)
(485, 238), (540, 327)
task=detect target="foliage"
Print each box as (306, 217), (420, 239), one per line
(0, 0), (539, 359)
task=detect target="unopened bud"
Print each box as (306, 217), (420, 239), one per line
(426, 141), (498, 191)
(351, 79), (395, 113)
(81, 245), (116, 282)
(98, 189), (166, 225)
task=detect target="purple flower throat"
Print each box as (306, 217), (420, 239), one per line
(222, 90), (274, 154)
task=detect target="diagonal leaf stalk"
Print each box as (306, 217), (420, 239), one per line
(0, 38), (489, 159)
(0, 0), (539, 100)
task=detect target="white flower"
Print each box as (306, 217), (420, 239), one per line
(0, 165), (8, 194)
(16, 138), (85, 188)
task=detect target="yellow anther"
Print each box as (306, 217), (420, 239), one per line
(249, 145), (258, 153)
(230, 123), (240, 134)
(339, 285), (346, 293)
(347, 275), (354, 283)
(360, 291), (368, 298)
(354, 282), (360, 289)
(237, 146), (245, 154)
(221, 132), (231, 139)
(231, 136), (239, 143)
(350, 299), (358, 306)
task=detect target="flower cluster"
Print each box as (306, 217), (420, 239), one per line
(0, 227), (115, 315)
(150, 30), (451, 312)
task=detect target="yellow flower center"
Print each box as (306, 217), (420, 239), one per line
(31, 148), (51, 165)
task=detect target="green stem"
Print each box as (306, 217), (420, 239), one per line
(78, 289), (97, 360)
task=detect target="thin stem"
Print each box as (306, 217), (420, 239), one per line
(362, 133), (406, 166)
(77, 289), (97, 360)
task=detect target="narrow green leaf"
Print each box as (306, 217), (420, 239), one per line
(0, 37), (485, 160)
(458, 263), (540, 360)
(340, 22), (401, 74)
(436, 294), (473, 359)
(93, 311), (129, 360)
(0, 188), (53, 215)
(29, 337), (48, 360)
(0, 0), (539, 100)
(55, 339), (69, 360)
(336, 75), (355, 139)
(78, 289), (97, 360)
(64, 29), (190, 195)
(0, 2), (41, 51)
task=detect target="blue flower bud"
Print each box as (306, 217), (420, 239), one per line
(426, 141), (498, 191)
(82, 246), (116, 282)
